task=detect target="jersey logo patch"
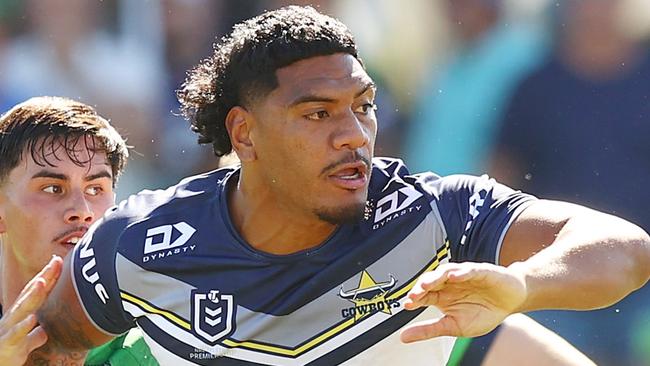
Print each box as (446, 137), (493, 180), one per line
(372, 186), (423, 229)
(191, 289), (236, 346)
(144, 222), (196, 255)
(339, 271), (400, 320)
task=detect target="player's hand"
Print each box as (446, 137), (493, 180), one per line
(400, 262), (527, 343)
(0, 255), (63, 364)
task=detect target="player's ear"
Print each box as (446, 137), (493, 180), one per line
(225, 106), (257, 162)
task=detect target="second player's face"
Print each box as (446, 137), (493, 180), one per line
(250, 53), (378, 224)
(0, 137), (115, 276)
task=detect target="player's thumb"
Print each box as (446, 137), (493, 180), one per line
(399, 315), (458, 343)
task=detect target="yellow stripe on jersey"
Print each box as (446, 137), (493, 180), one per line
(121, 291), (191, 330)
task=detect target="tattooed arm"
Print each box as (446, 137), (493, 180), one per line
(27, 254), (114, 365)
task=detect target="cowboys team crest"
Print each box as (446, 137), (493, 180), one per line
(339, 271), (400, 320)
(191, 289), (236, 345)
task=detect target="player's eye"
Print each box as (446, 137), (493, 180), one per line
(305, 110), (330, 121)
(354, 103), (377, 115)
(85, 186), (103, 196)
(42, 185), (63, 194)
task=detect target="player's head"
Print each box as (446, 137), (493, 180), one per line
(0, 96), (128, 275)
(178, 6), (377, 224)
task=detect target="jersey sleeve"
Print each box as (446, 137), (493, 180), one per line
(431, 174), (537, 264)
(71, 210), (136, 335)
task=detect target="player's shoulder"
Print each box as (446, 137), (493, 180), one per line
(103, 166), (236, 232)
(370, 157), (491, 201)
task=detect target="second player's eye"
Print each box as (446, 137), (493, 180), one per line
(305, 110), (330, 121)
(42, 185), (63, 194)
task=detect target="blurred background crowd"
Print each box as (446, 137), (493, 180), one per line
(0, 0), (648, 364)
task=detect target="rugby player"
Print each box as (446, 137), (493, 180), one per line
(33, 6), (649, 365)
(0, 97), (157, 365)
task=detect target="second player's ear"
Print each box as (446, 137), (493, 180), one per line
(225, 106), (257, 162)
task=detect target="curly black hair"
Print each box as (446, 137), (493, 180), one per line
(177, 5), (361, 157)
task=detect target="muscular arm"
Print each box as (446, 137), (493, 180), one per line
(401, 199), (650, 342)
(27, 253), (114, 364)
(502, 199), (650, 312)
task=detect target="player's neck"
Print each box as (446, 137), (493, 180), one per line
(228, 171), (337, 255)
(26, 345), (87, 366)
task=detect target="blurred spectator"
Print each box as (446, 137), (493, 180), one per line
(153, 0), (229, 188)
(490, 0), (650, 364)
(0, 0), (165, 198)
(0, 0), (164, 145)
(0, 0), (23, 111)
(405, 0), (548, 175)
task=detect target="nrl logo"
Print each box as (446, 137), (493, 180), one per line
(191, 289), (236, 346)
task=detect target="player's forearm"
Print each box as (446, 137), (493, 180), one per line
(510, 212), (650, 313)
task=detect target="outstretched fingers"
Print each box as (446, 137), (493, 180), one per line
(404, 264), (477, 310)
(0, 256), (63, 364)
(1, 315), (48, 350)
(2, 256), (62, 329)
(405, 269), (449, 307)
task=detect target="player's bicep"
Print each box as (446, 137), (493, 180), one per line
(498, 199), (581, 266)
(37, 253), (114, 351)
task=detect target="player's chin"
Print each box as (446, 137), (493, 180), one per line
(314, 201), (366, 225)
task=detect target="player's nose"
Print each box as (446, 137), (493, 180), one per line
(332, 110), (371, 151)
(64, 191), (94, 224)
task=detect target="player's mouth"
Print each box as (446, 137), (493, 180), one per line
(55, 228), (88, 248)
(327, 161), (369, 190)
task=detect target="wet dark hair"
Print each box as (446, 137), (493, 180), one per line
(0, 96), (129, 186)
(177, 5), (361, 157)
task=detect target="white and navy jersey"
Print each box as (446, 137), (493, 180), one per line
(71, 157), (536, 365)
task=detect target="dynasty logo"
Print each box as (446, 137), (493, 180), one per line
(339, 270), (400, 320)
(372, 186), (423, 230)
(142, 222), (196, 263)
